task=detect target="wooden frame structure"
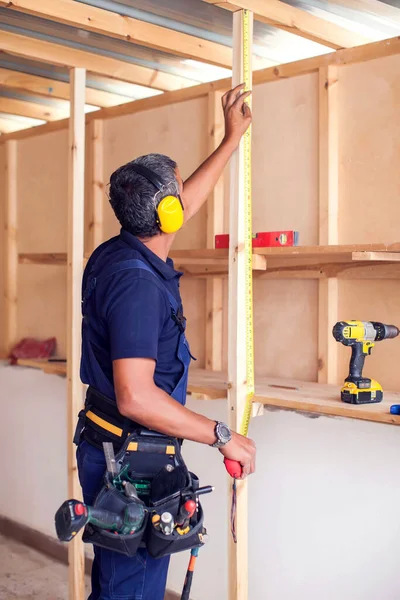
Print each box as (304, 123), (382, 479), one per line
(2, 3), (400, 600)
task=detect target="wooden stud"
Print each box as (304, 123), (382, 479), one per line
(66, 67), (86, 600)
(318, 66), (339, 385)
(227, 10), (253, 600)
(0, 68), (131, 109)
(205, 91), (225, 371)
(4, 140), (18, 354)
(0, 0), (232, 69)
(87, 119), (104, 253)
(0, 31), (193, 92)
(204, 0), (370, 48)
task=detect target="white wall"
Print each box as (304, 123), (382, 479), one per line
(1, 363), (400, 600)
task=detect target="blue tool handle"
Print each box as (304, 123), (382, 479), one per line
(390, 405), (400, 415)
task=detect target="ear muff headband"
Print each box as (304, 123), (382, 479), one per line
(130, 163), (184, 234)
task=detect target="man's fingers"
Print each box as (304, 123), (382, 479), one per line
(225, 84), (246, 109)
(232, 90), (252, 110)
(243, 102), (252, 118)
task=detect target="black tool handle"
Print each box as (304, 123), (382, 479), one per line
(181, 572), (194, 600)
(89, 507), (123, 531)
(349, 343), (366, 380)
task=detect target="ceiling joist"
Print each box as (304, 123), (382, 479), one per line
(0, 30), (195, 92)
(0, 0), (232, 69)
(0, 68), (132, 108)
(0, 96), (68, 121)
(204, 0), (372, 49)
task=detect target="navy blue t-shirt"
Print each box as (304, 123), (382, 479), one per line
(80, 229), (185, 399)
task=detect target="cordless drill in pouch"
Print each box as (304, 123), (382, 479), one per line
(332, 321), (399, 404)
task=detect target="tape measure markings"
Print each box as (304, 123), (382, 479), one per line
(241, 8), (254, 438)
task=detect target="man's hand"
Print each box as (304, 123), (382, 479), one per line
(179, 83), (252, 223)
(222, 84), (252, 150)
(218, 432), (256, 479)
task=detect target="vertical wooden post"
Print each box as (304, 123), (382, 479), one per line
(228, 10), (253, 600)
(4, 140), (18, 354)
(318, 65), (339, 384)
(67, 67), (86, 600)
(205, 91), (224, 371)
(88, 119), (104, 254)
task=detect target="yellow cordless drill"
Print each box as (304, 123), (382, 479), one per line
(332, 321), (399, 404)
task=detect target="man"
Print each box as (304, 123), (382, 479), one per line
(76, 85), (256, 600)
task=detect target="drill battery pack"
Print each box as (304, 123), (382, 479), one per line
(341, 379), (383, 404)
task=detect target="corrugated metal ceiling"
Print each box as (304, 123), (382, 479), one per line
(0, 0), (399, 133)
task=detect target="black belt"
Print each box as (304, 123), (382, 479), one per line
(74, 386), (142, 450)
(74, 387), (181, 451)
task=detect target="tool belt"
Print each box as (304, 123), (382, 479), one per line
(74, 387), (207, 558)
(82, 430), (206, 558)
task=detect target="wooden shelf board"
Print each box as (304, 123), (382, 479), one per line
(188, 369), (400, 426)
(17, 245), (400, 279)
(16, 358), (67, 376)
(13, 362), (400, 425)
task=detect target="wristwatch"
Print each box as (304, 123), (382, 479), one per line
(211, 421), (232, 448)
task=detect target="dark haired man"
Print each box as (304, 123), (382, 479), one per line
(75, 85), (256, 600)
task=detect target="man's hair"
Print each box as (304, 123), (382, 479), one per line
(109, 153), (179, 237)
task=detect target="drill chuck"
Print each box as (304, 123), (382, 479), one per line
(372, 322), (400, 341)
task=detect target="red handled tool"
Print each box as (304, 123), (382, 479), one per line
(224, 458), (242, 479)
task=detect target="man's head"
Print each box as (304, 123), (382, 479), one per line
(109, 154), (182, 238)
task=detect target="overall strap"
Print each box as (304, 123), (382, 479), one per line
(83, 257), (180, 314)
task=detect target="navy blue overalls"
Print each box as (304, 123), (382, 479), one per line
(76, 251), (192, 600)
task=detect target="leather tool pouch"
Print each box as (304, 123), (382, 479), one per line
(82, 430), (207, 558)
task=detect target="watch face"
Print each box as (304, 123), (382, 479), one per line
(218, 423), (231, 442)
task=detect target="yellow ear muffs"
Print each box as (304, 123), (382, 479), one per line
(156, 195), (184, 234)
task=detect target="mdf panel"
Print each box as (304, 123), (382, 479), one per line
(103, 97), (209, 367)
(222, 74), (320, 379)
(253, 279), (319, 381)
(0, 144), (5, 354)
(339, 54), (400, 244)
(17, 130), (68, 253)
(338, 280), (400, 392)
(17, 265), (67, 358)
(252, 73), (319, 245)
(102, 97), (208, 248)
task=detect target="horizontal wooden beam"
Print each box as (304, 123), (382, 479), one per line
(204, 0), (371, 49)
(2, 35), (400, 143)
(0, 0), (232, 69)
(0, 96), (68, 121)
(0, 30), (194, 92)
(0, 68), (130, 108)
(0, 116), (40, 133)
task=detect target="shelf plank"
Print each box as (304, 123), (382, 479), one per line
(19, 253), (68, 265)
(17, 245), (400, 276)
(16, 358), (67, 376)
(188, 369), (400, 427)
(12, 361), (400, 426)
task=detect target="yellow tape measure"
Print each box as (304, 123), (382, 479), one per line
(240, 8), (254, 437)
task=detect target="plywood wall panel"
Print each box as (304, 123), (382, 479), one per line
(339, 54), (400, 245)
(103, 97), (209, 367)
(102, 97), (208, 249)
(0, 144), (5, 354)
(17, 265), (67, 357)
(17, 130), (68, 253)
(338, 280), (400, 392)
(222, 74), (320, 380)
(252, 74), (319, 245)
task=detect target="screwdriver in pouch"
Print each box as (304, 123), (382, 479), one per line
(160, 512), (174, 535)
